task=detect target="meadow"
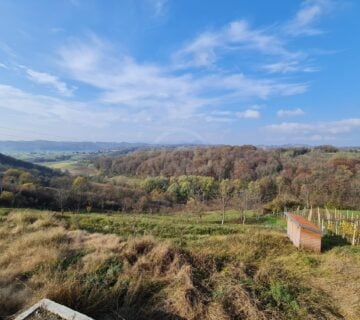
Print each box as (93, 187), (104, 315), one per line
(0, 208), (359, 320)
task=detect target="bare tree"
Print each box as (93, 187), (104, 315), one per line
(219, 179), (234, 225)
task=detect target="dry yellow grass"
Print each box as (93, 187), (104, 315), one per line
(0, 209), (359, 320)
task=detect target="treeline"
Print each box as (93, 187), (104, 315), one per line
(0, 165), (147, 212)
(1, 145), (359, 212)
(95, 146), (360, 210)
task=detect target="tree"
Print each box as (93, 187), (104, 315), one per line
(235, 189), (249, 224)
(50, 176), (72, 213)
(72, 176), (89, 213)
(219, 179), (234, 225)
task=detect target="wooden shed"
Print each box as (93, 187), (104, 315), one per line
(285, 212), (323, 252)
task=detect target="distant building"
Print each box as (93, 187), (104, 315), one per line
(285, 212), (323, 252)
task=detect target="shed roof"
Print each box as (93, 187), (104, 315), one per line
(285, 212), (322, 235)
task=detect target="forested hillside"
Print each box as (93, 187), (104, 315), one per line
(0, 153), (144, 211)
(1, 146), (359, 212)
(95, 146), (360, 210)
(0, 153), (57, 176)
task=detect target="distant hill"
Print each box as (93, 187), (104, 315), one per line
(0, 140), (149, 153)
(0, 153), (59, 177)
(1, 140), (358, 155)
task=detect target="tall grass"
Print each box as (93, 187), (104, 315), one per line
(0, 209), (359, 320)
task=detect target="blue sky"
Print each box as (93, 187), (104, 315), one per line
(0, 0), (359, 145)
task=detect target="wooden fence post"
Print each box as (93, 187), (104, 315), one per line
(308, 206), (313, 221)
(352, 222), (357, 246)
(326, 207), (331, 220)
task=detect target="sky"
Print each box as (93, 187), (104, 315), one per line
(0, 0), (359, 146)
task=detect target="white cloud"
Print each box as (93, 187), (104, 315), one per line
(24, 67), (75, 97)
(265, 118), (360, 135)
(263, 61), (318, 74)
(174, 19), (301, 68)
(58, 37), (306, 123)
(204, 115), (233, 123)
(174, 1), (336, 73)
(0, 62), (8, 69)
(277, 108), (305, 117)
(236, 109), (261, 119)
(285, 0), (333, 36)
(309, 134), (333, 141)
(0, 1), (348, 143)
(0, 84), (120, 127)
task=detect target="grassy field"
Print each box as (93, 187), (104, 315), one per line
(65, 210), (287, 244)
(41, 160), (99, 176)
(0, 208), (359, 320)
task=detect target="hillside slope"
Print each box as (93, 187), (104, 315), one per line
(0, 153), (58, 177)
(95, 146), (360, 209)
(0, 209), (359, 320)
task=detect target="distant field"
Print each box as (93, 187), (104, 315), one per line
(41, 160), (77, 169)
(40, 160), (99, 176)
(3, 151), (99, 176)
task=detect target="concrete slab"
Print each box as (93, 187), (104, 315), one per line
(15, 299), (94, 320)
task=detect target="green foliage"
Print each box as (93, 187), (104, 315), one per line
(55, 250), (86, 271)
(85, 257), (122, 287)
(266, 280), (300, 312)
(141, 176), (169, 193)
(72, 176), (88, 189)
(0, 191), (14, 205)
(264, 194), (302, 213)
(167, 175), (217, 203)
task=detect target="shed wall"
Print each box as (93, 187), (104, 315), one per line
(300, 228), (321, 252)
(287, 220), (301, 247)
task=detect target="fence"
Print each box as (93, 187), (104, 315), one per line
(286, 207), (360, 246)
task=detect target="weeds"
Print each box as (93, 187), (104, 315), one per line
(0, 209), (359, 320)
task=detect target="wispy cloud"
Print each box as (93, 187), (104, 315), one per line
(148, 0), (168, 17)
(265, 118), (360, 135)
(174, 5), (331, 76)
(263, 61), (318, 74)
(174, 20), (301, 68)
(204, 115), (234, 123)
(173, 0), (337, 75)
(277, 108), (305, 117)
(0, 0), (346, 143)
(0, 84), (118, 127)
(236, 109), (261, 119)
(58, 37), (306, 123)
(0, 41), (17, 58)
(23, 67), (75, 97)
(285, 0), (333, 36)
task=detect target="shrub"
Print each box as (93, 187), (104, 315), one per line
(0, 191), (14, 206)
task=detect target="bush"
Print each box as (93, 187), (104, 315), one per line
(263, 195), (301, 213)
(0, 191), (14, 206)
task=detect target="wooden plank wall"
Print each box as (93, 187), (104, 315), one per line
(300, 229), (321, 252)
